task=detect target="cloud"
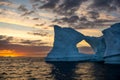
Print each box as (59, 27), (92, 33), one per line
(30, 0), (47, 3)
(18, 5), (28, 12)
(0, 35), (48, 46)
(0, 35), (14, 45)
(32, 17), (39, 20)
(89, 0), (120, 11)
(1, 0), (120, 30)
(28, 31), (49, 36)
(35, 23), (46, 26)
(87, 11), (99, 19)
(17, 5), (35, 16)
(0, 35), (51, 57)
(0, 0), (18, 10)
(40, 0), (59, 9)
(0, 43), (51, 57)
(20, 39), (47, 46)
(53, 15), (79, 24)
(40, 0), (87, 16)
(53, 16), (118, 29)
(0, 36), (9, 45)
(21, 10), (34, 16)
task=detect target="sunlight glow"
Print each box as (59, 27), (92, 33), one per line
(0, 50), (23, 57)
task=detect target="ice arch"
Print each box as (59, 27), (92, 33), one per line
(102, 23), (120, 64)
(84, 36), (105, 61)
(46, 25), (93, 61)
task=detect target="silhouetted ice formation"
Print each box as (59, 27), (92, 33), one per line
(46, 23), (120, 64)
(103, 23), (120, 64)
(46, 25), (92, 61)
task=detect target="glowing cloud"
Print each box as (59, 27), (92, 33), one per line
(0, 49), (24, 57)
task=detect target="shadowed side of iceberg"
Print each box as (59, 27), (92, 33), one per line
(84, 36), (105, 61)
(45, 23), (120, 64)
(102, 23), (120, 64)
(45, 25), (93, 61)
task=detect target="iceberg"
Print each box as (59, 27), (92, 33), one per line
(45, 25), (93, 61)
(102, 23), (120, 64)
(46, 23), (120, 64)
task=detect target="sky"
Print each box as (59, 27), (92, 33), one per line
(0, 0), (120, 57)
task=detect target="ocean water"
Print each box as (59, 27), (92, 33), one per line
(0, 57), (120, 80)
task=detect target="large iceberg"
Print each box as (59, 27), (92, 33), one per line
(46, 25), (93, 61)
(46, 23), (120, 64)
(102, 23), (120, 64)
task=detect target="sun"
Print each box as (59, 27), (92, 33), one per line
(0, 49), (22, 57)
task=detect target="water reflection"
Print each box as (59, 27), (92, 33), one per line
(0, 57), (120, 80)
(47, 61), (120, 80)
(104, 64), (120, 80)
(47, 62), (78, 80)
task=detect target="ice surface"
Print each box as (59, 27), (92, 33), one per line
(84, 36), (105, 61)
(102, 23), (120, 64)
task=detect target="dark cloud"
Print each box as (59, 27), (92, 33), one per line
(20, 39), (46, 46)
(35, 22), (46, 26)
(35, 23), (45, 26)
(28, 32), (48, 36)
(95, 19), (118, 23)
(0, 35), (13, 41)
(18, 5), (28, 12)
(21, 10), (34, 16)
(18, 5), (35, 16)
(0, 35), (14, 45)
(30, 0), (47, 3)
(32, 17), (39, 20)
(0, 0), (9, 2)
(55, 0), (87, 15)
(0, 35), (5, 39)
(53, 15), (79, 24)
(40, 0), (87, 16)
(0, 35), (51, 56)
(0, 43), (51, 57)
(89, 0), (120, 11)
(87, 11), (99, 19)
(40, 0), (59, 9)
(30, 0), (40, 3)
(0, 35), (47, 46)
(53, 15), (118, 29)
(0, 0), (13, 8)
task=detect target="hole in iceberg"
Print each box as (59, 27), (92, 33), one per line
(77, 40), (95, 54)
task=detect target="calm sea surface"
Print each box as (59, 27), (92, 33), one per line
(0, 57), (120, 80)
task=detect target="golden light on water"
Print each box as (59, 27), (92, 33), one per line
(0, 50), (23, 57)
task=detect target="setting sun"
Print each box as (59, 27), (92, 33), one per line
(0, 50), (23, 57)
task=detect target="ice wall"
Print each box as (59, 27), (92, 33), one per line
(102, 23), (120, 64)
(84, 36), (105, 61)
(46, 25), (92, 61)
